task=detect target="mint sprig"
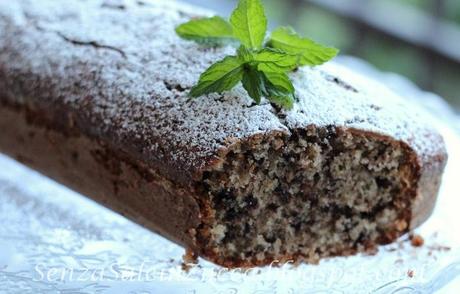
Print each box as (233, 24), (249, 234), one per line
(176, 0), (339, 109)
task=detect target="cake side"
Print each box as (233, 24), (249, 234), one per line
(0, 0), (448, 267)
(0, 104), (203, 250)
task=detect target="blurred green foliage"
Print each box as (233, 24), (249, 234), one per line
(259, 0), (460, 111)
(391, 0), (460, 24)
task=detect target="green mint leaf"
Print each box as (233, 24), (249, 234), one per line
(268, 26), (339, 66)
(253, 48), (298, 73)
(230, 0), (267, 49)
(175, 16), (236, 45)
(242, 65), (265, 104)
(189, 56), (244, 97)
(263, 71), (295, 93)
(263, 71), (295, 109)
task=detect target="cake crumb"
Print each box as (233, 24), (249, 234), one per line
(407, 269), (415, 278)
(182, 249), (198, 271)
(410, 234), (424, 247)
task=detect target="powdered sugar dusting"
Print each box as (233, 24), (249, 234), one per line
(0, 0), (445, 180)
(285, 63), (444, 161)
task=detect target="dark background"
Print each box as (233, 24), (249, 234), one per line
(184, 0), (460, 113)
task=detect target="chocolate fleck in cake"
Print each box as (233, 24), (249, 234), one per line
(0, 0), (447, 267)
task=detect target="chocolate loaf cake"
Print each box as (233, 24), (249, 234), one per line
(0, 0), (447, 267)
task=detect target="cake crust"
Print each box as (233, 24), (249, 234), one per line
(0, 0), (448, 267)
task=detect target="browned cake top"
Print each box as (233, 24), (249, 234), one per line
(0, 0), (445, 182)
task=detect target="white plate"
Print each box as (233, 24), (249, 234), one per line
(0, 58), (459, 293)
